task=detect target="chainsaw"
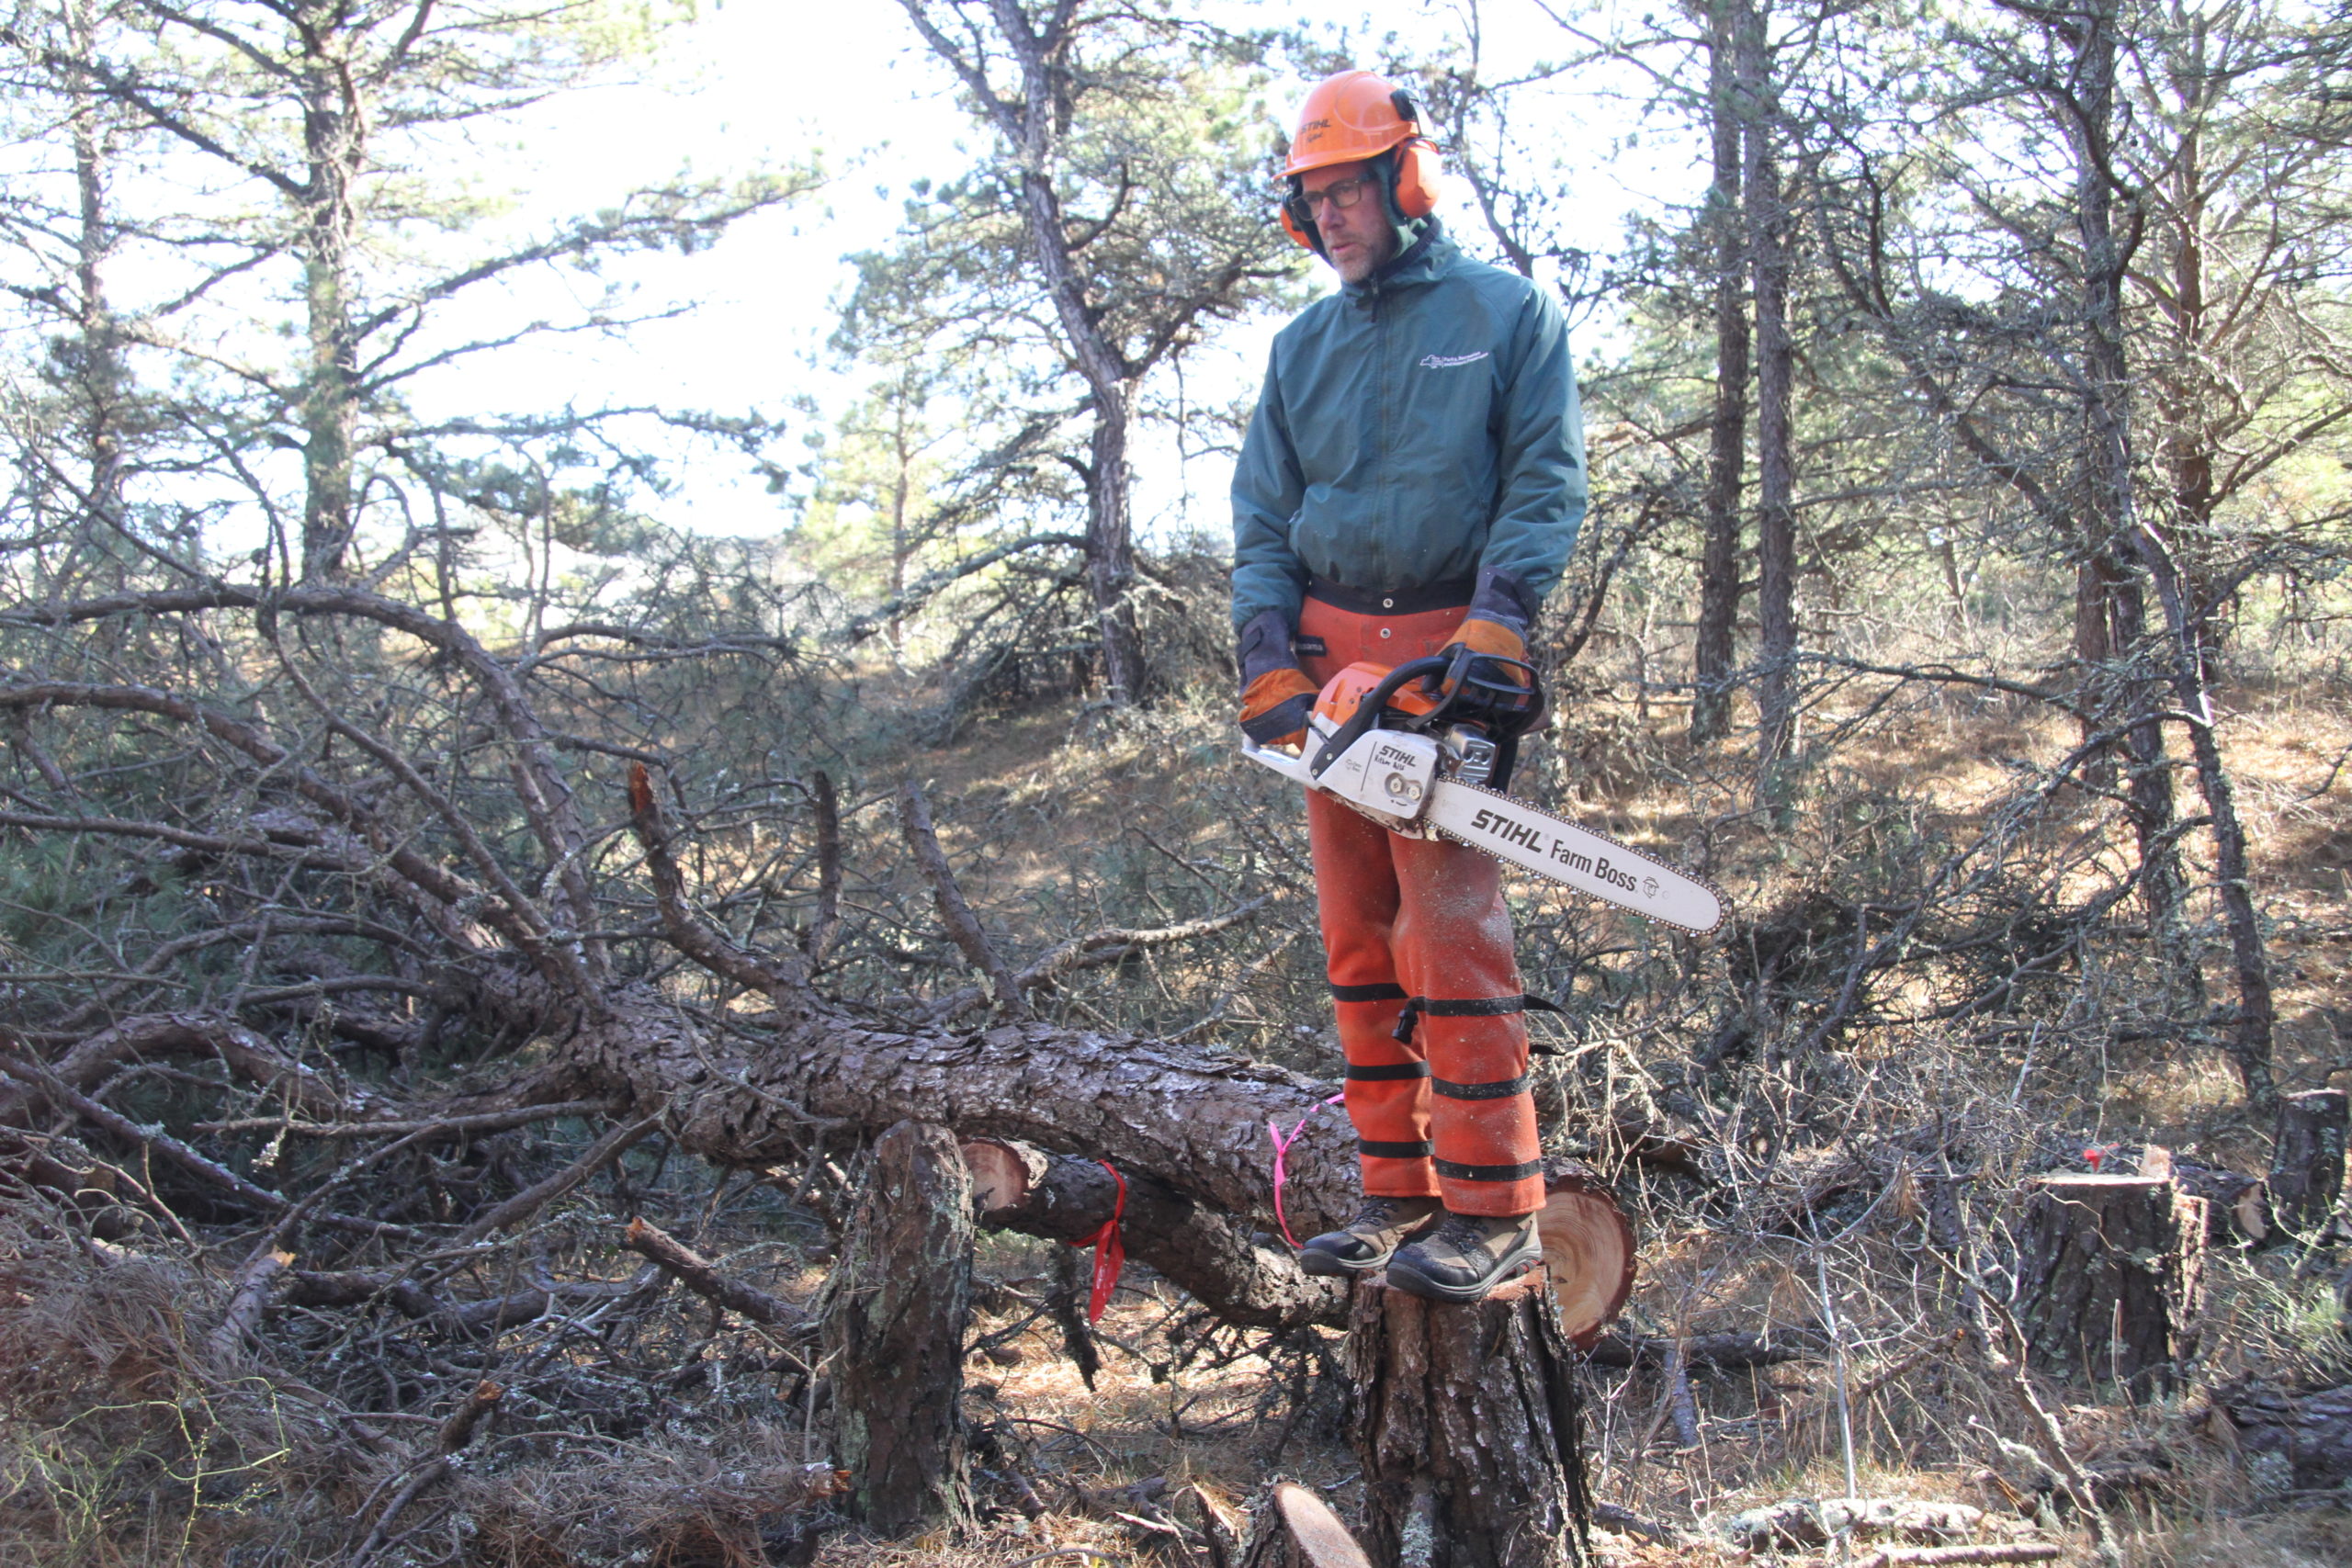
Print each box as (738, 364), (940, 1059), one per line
(1241, 651), (1726, 935)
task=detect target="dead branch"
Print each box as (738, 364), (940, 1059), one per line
(1854, 1548), (2063, 1568)
(279, 1269), (652, 1337)
(842, 531), (1087, 643)
(922, 897), (1272, 1020)
(1, 1048), (288, 1214)
(806, 768), (843, 968)
(348, 1379), (504, 1567)
(1585, 1327), (1828, 1369)
(447, 1112), (662, 1247)
(52, 1010), (356, 1118)
(194, 1098), (620, 1138)
(899, 779), (1027, 1017)
(1982, 1293), (2121, 1565)
(208, 1247), (292, 1361)
(627, 761), (794, 1000)
(619, 1216), (800, 1327)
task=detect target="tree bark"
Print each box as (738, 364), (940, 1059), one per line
(962, 1137), (1344, 1328)
(1690, 0), (1749, 747)
(560, 984), (1368, 1319)
(2058, 0), (2215, 1032)
(1737, 0), (1798, 775)
(1083, 379), (1148, 705)
(2014, 1175), (2207, 1398)
(65, 0), (127, 559)
(823, 1119), (975, 1537)
(297, 1), (362, 583)
(1346, 1276), (1592, 1568)
(2266, 1089), (2348, 1240)
(2218, 1382), (2352, 1491)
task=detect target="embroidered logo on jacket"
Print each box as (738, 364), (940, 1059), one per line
(1419, 351), (1490, 369)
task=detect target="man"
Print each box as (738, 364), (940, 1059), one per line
(1231, 70), (1587, 1303)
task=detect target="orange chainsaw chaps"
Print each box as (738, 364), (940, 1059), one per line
(1297, 606), (1545, 1219)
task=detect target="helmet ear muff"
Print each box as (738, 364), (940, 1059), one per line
(1391, 136), (1441, 220)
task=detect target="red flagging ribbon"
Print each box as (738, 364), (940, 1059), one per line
(1064, 1161), (1126, 1324)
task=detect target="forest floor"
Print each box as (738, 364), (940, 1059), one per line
(10, 661), (2352, 1566)
(781, 664), (2352, 1568)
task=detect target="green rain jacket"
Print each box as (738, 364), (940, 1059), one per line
(1229, 220), (1587, 637)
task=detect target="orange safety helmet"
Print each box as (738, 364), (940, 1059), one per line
(1279, 70), (1442, 251)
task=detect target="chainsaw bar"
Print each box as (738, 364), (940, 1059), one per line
(1422, 778), (1726, 936)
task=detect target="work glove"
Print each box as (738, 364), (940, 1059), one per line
(1433, 569), (1540, 728)
(1237, 608), (1317, 749)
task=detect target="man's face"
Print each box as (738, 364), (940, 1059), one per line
(1300, 160), (1397, 285)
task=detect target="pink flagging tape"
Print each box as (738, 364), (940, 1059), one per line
(1268, 1092), (1347, 1249)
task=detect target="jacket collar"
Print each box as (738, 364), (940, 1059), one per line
(1342, 219), (1454, 303)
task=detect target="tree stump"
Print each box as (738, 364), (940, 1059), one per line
(1346, 1275), (1591, 1568)
(822, 1120), (975, 1535)
(2014, 1175), (2207, 1398)
(2267, 1089), (2348, 1240)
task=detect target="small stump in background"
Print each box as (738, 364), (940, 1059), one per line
(822, 1119), (975, 1535)
(1346, 1274), (1591, 1568)
(2267, 1089), (2349, 1240)
(2015, 1174), (2207, 1398)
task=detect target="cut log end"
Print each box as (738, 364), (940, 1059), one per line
(959, 1137), (1041, 1217)
(1243, 1481), (1374, 1568)
(1540, 1161), (1636, 1348)
(1273, 1483), (1374, 1568)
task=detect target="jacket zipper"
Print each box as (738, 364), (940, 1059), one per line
(1370, 284), (1390, 586)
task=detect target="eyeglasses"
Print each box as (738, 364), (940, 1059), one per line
(1284, 175), (1375, 226)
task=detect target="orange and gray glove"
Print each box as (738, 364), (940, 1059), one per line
(1435, 570), (1540, 722)
(1238, 608), (1317, 749)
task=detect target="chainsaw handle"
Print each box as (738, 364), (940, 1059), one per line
(1306, 657), (1453, 781)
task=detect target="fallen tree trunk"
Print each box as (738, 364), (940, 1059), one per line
(2215, 1380), (2352, 1491)
(962, 1137), (1342, 1328)
(552, 982), (1362, 1329)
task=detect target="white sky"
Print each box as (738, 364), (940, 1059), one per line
(391, 0), (1711, 542)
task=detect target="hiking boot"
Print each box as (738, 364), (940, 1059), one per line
(1298, 1194), (1445, 1277)
(1385, 1210), (1542, 1303)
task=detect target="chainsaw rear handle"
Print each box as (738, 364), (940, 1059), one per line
(1306, 649), (1544, 783)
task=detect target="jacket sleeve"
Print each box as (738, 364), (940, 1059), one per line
(1229, 347), (1311, 633)
(1478, 286), (1587, 613)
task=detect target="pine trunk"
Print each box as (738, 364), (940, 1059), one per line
(1738, 0), (1798, 774)
(2014, 1174), (2207, 1398)
(1690, 0), (1749, 746)
(1346, 1276), (1591, 1568)
(824, 1120), (975, 1535)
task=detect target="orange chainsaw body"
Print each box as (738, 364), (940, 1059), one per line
(1313, 660), (1439, 732)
